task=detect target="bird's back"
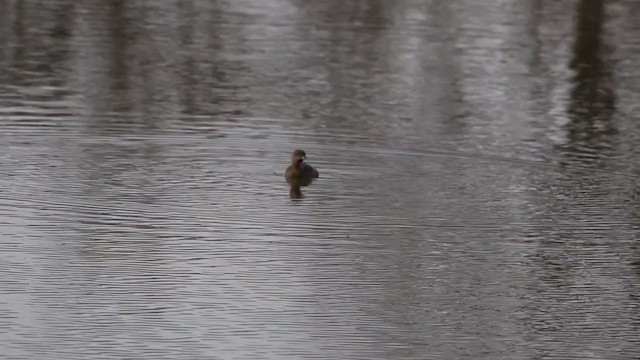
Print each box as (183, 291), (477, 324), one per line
(300, 162), (319, 178)
(285, 163), (318, 181)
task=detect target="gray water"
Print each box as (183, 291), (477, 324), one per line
(1, 0), (640, 359)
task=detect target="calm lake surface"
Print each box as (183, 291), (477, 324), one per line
(1, 0), (640, 359)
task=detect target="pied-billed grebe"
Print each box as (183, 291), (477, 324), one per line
(285, 149), (319, 182)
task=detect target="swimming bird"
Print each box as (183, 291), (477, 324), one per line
(284, 149), (319, 183)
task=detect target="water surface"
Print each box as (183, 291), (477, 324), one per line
(1, 0), (640, 359)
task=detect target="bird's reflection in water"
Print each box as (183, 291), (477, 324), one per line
(287, 177), (314, 199)
(289, 184), (303, 199)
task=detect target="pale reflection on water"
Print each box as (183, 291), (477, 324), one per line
(1, 0), (640, 359)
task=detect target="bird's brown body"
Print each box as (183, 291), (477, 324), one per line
(284, 150), (319, 183)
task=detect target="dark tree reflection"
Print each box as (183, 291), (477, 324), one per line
(565, 0), (616, 154)
(108, 0), (132, 112)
